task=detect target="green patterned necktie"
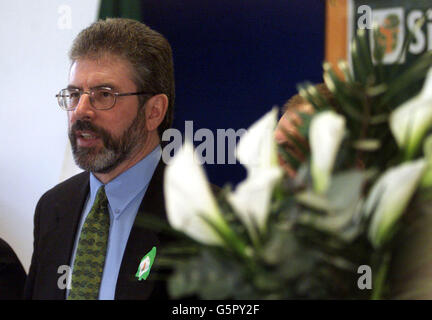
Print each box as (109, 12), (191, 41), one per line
(68, 186), (110, 300)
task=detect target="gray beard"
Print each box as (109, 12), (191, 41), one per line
(69, 109), (148, 174)
(71, 145), (122, 174)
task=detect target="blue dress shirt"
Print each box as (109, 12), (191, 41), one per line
(67, 145), (162, 300)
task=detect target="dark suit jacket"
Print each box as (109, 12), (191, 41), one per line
(24, 161), (171, 300)
(0, 238), (26, 299)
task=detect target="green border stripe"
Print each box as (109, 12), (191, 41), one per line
(98, 0), (142, 21)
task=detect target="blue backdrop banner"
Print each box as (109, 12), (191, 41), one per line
(140, 0), (325, 186)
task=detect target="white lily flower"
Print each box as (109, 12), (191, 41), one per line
(231, 108), (282, 241)
(366, 159), (426, 248)
(310, 111), (346, 194)
(390, 68), (432, 159)
(164, 141), (228, 246)
(237, 107), (279, 170)
(228, 167), (283, 241)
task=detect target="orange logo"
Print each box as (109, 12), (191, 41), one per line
(376, 14), (401, 54)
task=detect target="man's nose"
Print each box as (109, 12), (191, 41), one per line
(73, 92), (95, 120)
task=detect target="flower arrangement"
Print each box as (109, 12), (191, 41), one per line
(156, 28), (432, 299)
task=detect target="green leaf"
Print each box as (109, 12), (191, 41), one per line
(297, 83), (328, 111)
(352, 139), (381, 151)
(168, 260), (202, 298)
(326, 170), (366, 210)
(337, 60), (354, 84)
(323, 66), (364, 122)
(197, 251), (240, 299)
(295, 191), (331, 212)
(356, 29), (375, 81)
(380, 51), (432, 107)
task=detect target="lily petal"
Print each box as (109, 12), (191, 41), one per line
(231, 108), (282, 240)
(237, 108), (279, 170)
(390, 68), (432, 159)
(367, 159), (426, 248)
(228, 167), (283, 239)
(164, 141), (226, 246)
(310, 111), (346, 194)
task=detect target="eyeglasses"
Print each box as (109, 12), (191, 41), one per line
(55, 87), (153, 111)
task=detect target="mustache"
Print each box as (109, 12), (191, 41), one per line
(70, 120), (103, 136)
(69, 120), (116, 150)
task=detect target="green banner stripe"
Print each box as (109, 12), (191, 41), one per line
(98, 0), (142, 21)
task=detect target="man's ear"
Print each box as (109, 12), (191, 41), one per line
(144, 94), (169, 132)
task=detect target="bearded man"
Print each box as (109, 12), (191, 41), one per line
(25, 18), (175, 300)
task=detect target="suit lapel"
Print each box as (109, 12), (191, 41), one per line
(37, 163), (167, 300)
(37, 172), (90, 299)
(115, 161), (167, 300)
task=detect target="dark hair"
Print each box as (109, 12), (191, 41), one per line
(69, 18), (175, 137)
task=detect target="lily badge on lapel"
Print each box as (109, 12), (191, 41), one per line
(136, 246), (156, 281)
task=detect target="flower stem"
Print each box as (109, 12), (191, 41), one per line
(371, 253), (390, 300)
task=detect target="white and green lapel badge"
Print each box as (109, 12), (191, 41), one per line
(136, 246), (156, 281)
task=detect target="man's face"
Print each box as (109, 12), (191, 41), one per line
(67, 54), (148, 173)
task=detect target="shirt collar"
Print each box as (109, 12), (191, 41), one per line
(89, 145), (162, 217)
